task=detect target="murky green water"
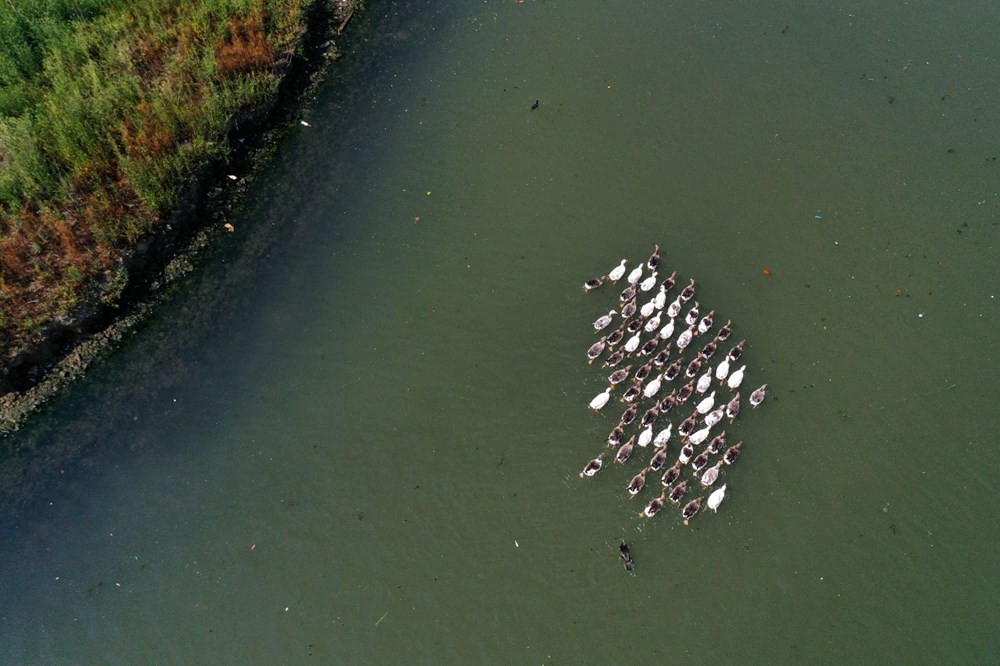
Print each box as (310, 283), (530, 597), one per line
(1, 1), (997, 662)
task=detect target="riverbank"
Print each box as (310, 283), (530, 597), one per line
(0, 0), (361, 432)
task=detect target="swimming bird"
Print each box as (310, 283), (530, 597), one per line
(620, 404), (638, 427)
(716, 319), (733, 342)
(658, 390), (678, 413)
(658, 317), (676, 340)
(682, 497), (702, 524)
(685, 356), (703, 379)
(726, 340), (746, 363)
(678, 411), (699, 438)
(626, 316), (645, 334)
(624, 332), (642, 354)
(608, 259), (627, 282)
(676, 380), (696, 403)
(750, 384), (768, 408)
(661, 461), (682, 487)
(679, 278), (696, 303)
(688, 426), (711, 447)
(663, 359), (683, 382)
(637, 425), (654, 448)
(593, 309), (617, 331)
(647, 244), (661, 271)
(627, 264), (643, 285)
(648, 446), (669, 472)
(644, 311), (662, 333)
(669, 480), (689, 505)
(640, 272), (658, 292)
(643, 373), (664, 399)
(604, 349), (625, 367)
(620, 539), (635, 571)
(697, 310), (715, 335)
(621, 298), (637, 319)
(635, 360), (654, 382)
(640, 403), (660, 429)
(666, 296), (683, 319)
(726, 364), (746, 390)
(640, 298), (657, 318)
(707, 484), (727, 512)
(607, 426), (624, 448)
(580, 453), (605, 478)
(619, 282), (638, 304)
(684, 301), (700, 327)
(608, 365), (633, 386)
(696, 369), (713, 394)
(704, 406), (725, 429)
(621, 381), (642, 403)
(653, 423), (673, 447)
(606, 325), (626, 347)
(587, 336), (607, 364)
(615, 436), (636, 464)
(696, 390), (716, 415)
(715, 358), (730, 382)
(707, 431), (727, 455)
(723, 441), (743, 465)
(698, 338), (718, 359)
(653, 284), (668, 310)
(589, 388), (612, 411)
(725, 393), (741, 421)
(700, 461), (724, 487)
(641, 488), (668, 518)
(627, 467), (650, 497)
(676, 326), (694, 350)
(639, 337), (660, 357)
(660, 270), (677, 294)
(690, 450), (710, 474)
(678, 442), (695, 465)
(653, 345), (672, 367)
(583, 276), (605, 291)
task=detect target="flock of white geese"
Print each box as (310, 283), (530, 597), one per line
(579, 244), (768, 525)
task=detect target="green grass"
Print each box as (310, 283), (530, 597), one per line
(0, 0), (344, 359)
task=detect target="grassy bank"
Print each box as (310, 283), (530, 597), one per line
(0, 0), (352, 368)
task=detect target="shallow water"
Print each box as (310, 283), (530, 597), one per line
(1, 1), (997, 662)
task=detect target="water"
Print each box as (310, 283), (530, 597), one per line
(1, 1), (997, 661)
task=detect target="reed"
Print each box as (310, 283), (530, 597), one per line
(0, 0), (336, 358)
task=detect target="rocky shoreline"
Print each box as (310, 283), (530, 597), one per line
(0, 0), (362, 436)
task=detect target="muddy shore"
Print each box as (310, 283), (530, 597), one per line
(0, 0), (362, 435)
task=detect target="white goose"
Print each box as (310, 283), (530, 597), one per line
(727, 364), (746, 389)
(707, 483), (727, 512)
(627, 264), (643, 285)
(688, 426), (711, 446)
(640, 298), (657, 318)
(715, 358), (730, 382)
(658, 318), (675, 340)
(624, 332), (642, 353)
(695, 370), (713, 394)
(608, 259), (627, 282)
(654, 285), (668, 310)
(653, 423), (672, 447)
(695, 390), (716, 415)
(637, 425), (654, 448)
(643, 372), (664, 399)
(644, 312), (662, 333)
(639, 271), (658, 292)
(589, 388), (611, 410)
